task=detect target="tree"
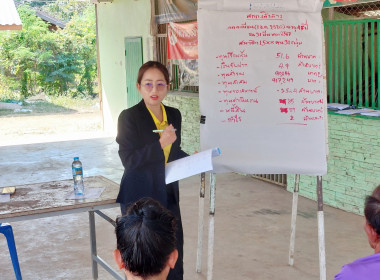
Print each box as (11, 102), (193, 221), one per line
(0, 5), (51, 97)
(61, 6), (97, 97)
(0, 3), (97, 98)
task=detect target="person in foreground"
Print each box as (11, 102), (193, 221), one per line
(116, 61), (188, 279)
(334, 184), (380, 280)
(114, 198), (178, 280)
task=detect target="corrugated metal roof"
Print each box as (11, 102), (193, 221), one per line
(36, 10), (66, 29)
(0, 0), (22, 30)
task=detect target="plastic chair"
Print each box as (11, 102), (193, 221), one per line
(0, 223), (22, 280)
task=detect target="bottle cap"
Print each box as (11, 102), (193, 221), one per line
(74, 157), (79, 161)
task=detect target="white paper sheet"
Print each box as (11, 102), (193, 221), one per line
(327, 103), (350, 110)
(336, 109), (375, 115)
(66, 187), (105, 200)
(198, 1), (327, 175)
(199, 0), (322, 12)
(165, 148), (221, 184)
(360, 111), (380, 117)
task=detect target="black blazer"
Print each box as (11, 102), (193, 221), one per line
(116, 100), (188, 208)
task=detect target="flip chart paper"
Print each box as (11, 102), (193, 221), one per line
(165, 148), (221, 184)
(199, 0), (322, 12)
(198, 0), (327, 175)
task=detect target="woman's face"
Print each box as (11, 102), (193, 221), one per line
(137, 67), (169, 110)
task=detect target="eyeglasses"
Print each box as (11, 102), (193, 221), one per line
(141, 82), (168, 92)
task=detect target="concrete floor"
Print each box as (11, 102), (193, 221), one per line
(0, 137), (372, 280)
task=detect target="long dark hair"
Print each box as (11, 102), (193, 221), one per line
(115, 198), (177, 277)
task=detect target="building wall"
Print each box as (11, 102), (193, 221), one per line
(164, 93), (200, 154)
(287, 113), (380, 215)
(96, 0), (153, 133)
(96, 1), (380, 215)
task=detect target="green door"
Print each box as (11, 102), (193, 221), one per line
(125, 37), (143, 108)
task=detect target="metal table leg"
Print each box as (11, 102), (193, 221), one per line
(89, 211), (98, 280)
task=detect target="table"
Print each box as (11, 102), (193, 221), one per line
(0, 176), (123, 280)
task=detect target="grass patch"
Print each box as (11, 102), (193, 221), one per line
(48, 95), (98, 111)
(0, 109), (14, 116)
(0, 95), (99, 117)
(23, 101), (75, 114)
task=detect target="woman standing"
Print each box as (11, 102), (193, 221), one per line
(116, 61), (188, 280)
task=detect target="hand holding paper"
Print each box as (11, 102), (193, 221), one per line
(165, 147), (221, 184)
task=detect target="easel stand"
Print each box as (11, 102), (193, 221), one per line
(288, 175), (326, 280)
(317, 176), (326, 280)
(207, 173), (216, 280)
(195, 172), (216, 280)
(288, 174), (300, 266)
(196, 172), (206, 272)
(196, 174), (326, 280)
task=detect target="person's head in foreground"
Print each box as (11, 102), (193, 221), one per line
(114, 198), (178, 280)
(364, 184), (380, 253)
(334, 184), (380, 280)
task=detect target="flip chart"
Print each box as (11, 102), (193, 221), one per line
(198, 0), (327, 175)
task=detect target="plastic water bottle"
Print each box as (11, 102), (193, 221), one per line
(72, 157), (85, 196)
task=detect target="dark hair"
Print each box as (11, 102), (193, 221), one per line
(137, 61), (170, 85)
(364, 185), (380, 236)
(115, 198), (177, 277)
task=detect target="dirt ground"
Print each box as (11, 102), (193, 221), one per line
(0, 101), (107, 146)
(0, 101), (372, 280)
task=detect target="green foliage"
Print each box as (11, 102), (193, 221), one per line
(0, 3), (97, 99)
(0, 95), (99, 117)
(0, 5), (49, 98)
(62, 6), (97, 97)
(0, 74), (21, 101)
(41, 0), (91, 22)
(29, 1), (45, 8)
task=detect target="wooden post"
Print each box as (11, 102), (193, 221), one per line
(196, 172), (206, 273)
(288, 174), (300, 266)
(94, 4), (103, 130)
(317, 176), (326, 280)
(207, 173), (216, 280)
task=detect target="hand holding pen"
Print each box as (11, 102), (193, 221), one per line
(157, 124), (177, 148)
